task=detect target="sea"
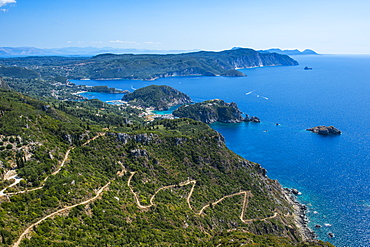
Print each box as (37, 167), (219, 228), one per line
(71, 55), (370, 247)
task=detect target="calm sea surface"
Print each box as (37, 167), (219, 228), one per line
(72, 55), (370, 247)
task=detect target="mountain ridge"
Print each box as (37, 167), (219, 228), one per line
(259, 48), (318, 55)
(0, 46), (199, 57)
(0, 48), (298, 81)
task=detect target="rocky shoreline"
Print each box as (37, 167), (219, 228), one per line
(283, 188), (316, 241)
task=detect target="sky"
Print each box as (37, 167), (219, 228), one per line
(1, 0), (370, 54)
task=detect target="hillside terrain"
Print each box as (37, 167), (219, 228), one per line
(122, 85), (192, 110)
(173, 99), (248, 123)
(0, 48), (298, 81)
(0, 88), (333, 246)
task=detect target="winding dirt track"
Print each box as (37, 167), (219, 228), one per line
(1, 133), (106, 197)
(11, 133), (107, 247)
(127, 172), (278, 223)
(10, 132), (278, 246)
(12, 181), (111, 247)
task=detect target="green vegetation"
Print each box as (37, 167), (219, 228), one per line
(87, 85), (127, 94)
(0, 48), (298, 81)
(173, 99), (246, 123)
(0, 66), (39, 79)
(0, 51), (324, 246)
(3, 77), (84, 101)
(122, 85), (192, 110)
(0, 49), (298, 105)
(0, 77), (10, 90)
(0, 89), (332, 246)
(220, 69), (247, 77)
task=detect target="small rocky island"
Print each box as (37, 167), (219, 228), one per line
(122, 85), (192, 110)
(173, 99), (260, 124)
(306, 125), (341, 135)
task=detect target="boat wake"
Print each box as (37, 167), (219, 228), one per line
(246, 91), (268, 100)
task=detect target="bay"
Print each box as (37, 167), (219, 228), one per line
(71, 55), (370, 247)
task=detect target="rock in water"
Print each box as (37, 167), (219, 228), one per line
(249, 116), (261, 123)
(306, 125), (341, 135)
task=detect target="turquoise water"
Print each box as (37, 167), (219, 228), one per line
(151, 105), (181, 115)
(71, 55), (370, 246)
(78, 91), (126, 102)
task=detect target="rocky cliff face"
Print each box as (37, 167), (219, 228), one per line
(0, 77), (10, 90)
(173, 99), (248, 124)
(220, 50), (299, 69)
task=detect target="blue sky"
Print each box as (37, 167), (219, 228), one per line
(1, 0), (369, 54)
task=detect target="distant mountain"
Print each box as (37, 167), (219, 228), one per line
(259, 48), (318, 55)
(0, 48), (299, 80)
(0, 46), (199, 57)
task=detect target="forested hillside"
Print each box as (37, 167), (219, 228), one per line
(0, 89), (332, 246)
(0, 48), (298, 81)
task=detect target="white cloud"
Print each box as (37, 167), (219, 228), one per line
(0, 0), (16, 8)
(1, 8), (8, 12)
(145, 41), (162, 45)
(109, 40), (137, 44)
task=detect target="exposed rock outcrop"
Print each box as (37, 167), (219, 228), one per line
(248, 116), (261, 123)
(0, 77), (10, 90)
(283, 188), (316, 241)
(173, 99), (247, 124)
(108, 132), (160, 145)
(306, 126), (341, 135)
(173, 99), (261, 124)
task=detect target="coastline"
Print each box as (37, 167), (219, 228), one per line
(283, 188), (316, 241)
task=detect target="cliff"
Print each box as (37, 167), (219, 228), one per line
(81, 48), (298, 80)
(0, 77), (10, 90)
(122, 85), (192, 110)
(0, 48), (298, 80)
(173, 99), (248, 123)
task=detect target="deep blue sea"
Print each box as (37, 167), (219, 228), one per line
(71, 55), (370, 247)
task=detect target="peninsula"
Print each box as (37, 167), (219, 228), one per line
(173, 99), (259, 124)
(0, 48), (298, 81)
(122, 85), (192, 110)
